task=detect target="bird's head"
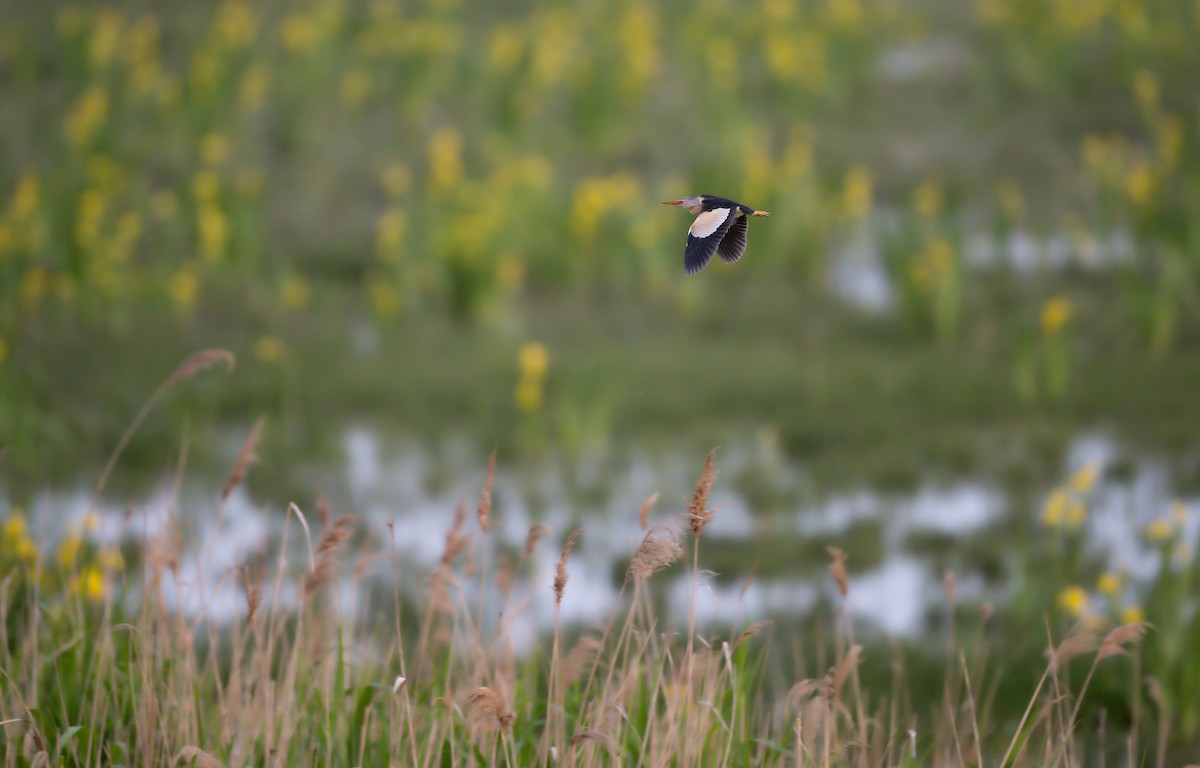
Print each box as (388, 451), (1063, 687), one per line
(662, 195), (704, 215)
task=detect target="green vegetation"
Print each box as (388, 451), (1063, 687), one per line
(4, 0), (1200, 763)
(2, 433), (1189, 766)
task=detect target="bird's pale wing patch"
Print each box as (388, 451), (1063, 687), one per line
(689, 208), (731, 238)
(684, 208), (736, 275)
(717, 215), (748, 264)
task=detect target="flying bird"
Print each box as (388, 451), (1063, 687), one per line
(663, 195), (770, 275)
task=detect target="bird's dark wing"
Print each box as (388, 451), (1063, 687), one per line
(684, 207), (736, 275)
(717, 214), (748, 264)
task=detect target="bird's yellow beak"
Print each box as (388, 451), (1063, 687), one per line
(661, 200), (683, 206)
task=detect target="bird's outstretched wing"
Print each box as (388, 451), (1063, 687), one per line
(716, 214), (748, 264)
(684, 207), (735, 275)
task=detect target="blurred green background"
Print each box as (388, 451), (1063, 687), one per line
(3, 0), (1200, 747)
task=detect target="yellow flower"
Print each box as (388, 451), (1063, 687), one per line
(841, 166), (872, 219)
(1125, 162), (1155, 207)
(280, 14), (321, 53)
(376, 210), (407, 260)
(518, 342), (549, 380)
(912, 180), (942, 218)
(281, 276), (311, 310)
(488, 25), (524, 72)
(1042, 487), (1067, 527)
(1172, 501), (1187, 524)
(428, 128), (463, 192)
(10, 171), (39, 220)
(1057, 586), (1089, 618)
(1145, 518), (1173, 542)
(1040, 296), (1071, 336)
(15, 537), (38, 563)
(368, 278), (400, 318)
(1120, 605), (1145, 625)
(1097, 572), (1121, 596)
(168, 269), (199, 311)
(1069, 463), (1100, 494)
(193, 171), (221, 203)
(57, 533), (83, 570)
(340, 70), (372, 107)
(997, 180), (1025, 222)
(1065, 499), (1086, 528)
(200, 133), (230, 166)
(83, 512), (99, 532)
(3, 513), (27, 543)
(254, 335), (286, 363)
(516, 378), (543, 412)
(214, 0), (258, 48)
(239, 64), (270, 110)
(99, 548), (125, 572)
(65, 87), (109, 147)
(80, 566), (106, 601)
(197, 205), (229, 262)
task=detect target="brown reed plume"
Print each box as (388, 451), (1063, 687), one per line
(688, 448), (718, 536)
(639, 492), (660, 530)
(237, 564), (262, 623)
(522, 523), (550, 559)
(562, 635), (602, 686)
(1098, 621), (1151, 660)
(554, 529), (580, 606)
(477, 450), (496, 533)
(827, 546), (849, 598)
(304, 515), (358, 599)
(571, 730), (624, 759)
(222, 419), (263, 501)
(627, 523), (683, 580)
(464, 686), (515, 729)
(441, 501), (470, 565)
(94, 348), (234, 502)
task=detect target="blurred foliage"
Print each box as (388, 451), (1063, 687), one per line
(0, 0), (1199, 482)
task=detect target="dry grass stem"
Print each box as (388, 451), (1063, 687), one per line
(627, 523), (684, 580)
(304, 515), (358, 599)
(639, 492), (660, 530)
(827, 546), (849, 598)
(554, 529), (580, 606)
(174, 746), (225, 767)
(237, 565), (262, 623)
(476, 450), (496, 533)
(221, 419), (263, 501)
(833, 644), (862, 699)
(688, 449), (718, 536)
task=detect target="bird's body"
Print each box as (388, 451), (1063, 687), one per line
(663, 195), (770, 275)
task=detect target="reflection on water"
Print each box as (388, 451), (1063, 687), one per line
(9, 428), (1194, 643)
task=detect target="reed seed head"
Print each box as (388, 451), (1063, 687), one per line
(554, 529), (580, 606)
(464, 686), (514, 729)
(222, 419), (263, 501)
(639, 492), (659, 531)
(1098, 621), (1151, 660)
(304, 515), (357, 599)
(476, 450), (496, 534)
(688, 449), (718, 536)
(167, 348), (235, 385)
(522, 523), (550, 558)
(826, 546), (849, 598)
(627, 523), (683, 580)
